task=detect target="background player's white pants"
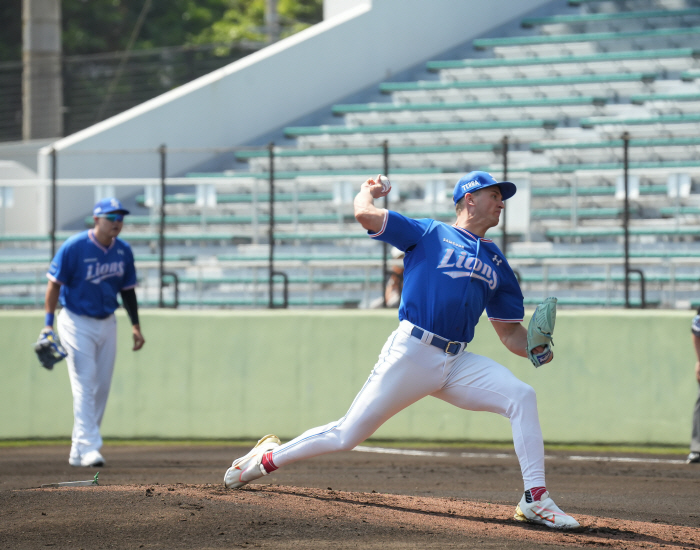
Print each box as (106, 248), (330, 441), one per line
(272, 321), (546, 490)
(58, 308), (117, 457)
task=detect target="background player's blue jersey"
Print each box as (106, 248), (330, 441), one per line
(371, 211), (524, 342)
(47, 230), (137, 318)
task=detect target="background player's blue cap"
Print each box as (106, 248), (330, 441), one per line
(93, 197), (130, 216)
(453, 171), (517, 204)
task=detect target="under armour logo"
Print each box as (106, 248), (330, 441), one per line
(492, 255), (502, 266)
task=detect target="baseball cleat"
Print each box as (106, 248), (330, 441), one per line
(687, 451), (700, 464)
(69, 449), (81, 467)
(70, 450), (105, 468)
(224, 434), (281, 489)
(514, 490), (580, 529)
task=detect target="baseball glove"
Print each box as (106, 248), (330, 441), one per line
(33, 328), (67, 371)
(526, 297), (557, 367)
(692, 314), (700, 337)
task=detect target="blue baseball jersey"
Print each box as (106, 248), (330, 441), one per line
(47, 230), (137, 318)
(371, 211), (524, 342)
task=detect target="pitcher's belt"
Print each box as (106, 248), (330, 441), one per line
(409, 326), (466, 355)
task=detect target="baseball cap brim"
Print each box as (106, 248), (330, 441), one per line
(495, 181), (516, 201)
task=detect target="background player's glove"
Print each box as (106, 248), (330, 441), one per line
(692, 314), (700, 337)
(33, 328), (67, 371)
(526, 297), (557, 367)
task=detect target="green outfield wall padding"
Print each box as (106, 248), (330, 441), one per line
(2, 310), (697, 446)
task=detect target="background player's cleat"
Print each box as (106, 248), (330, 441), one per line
(224, 434), (281, 489)
(513, 491), (580, 529)
(70, 450), (105, 467)
(687, 451), (700, 464)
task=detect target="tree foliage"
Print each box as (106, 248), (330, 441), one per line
(0, 0), (323, 61)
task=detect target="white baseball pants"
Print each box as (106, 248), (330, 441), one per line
(58, 308), (117, 457)
(272, 320), (546, 490)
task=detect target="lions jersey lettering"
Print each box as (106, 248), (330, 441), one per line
(47, 230), (137, 319)
(85, 261), (125, 284)
(370, 210), (524, 342)
(437, 248), (498, 289)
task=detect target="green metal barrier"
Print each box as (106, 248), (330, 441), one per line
(2, 310), (696, 445)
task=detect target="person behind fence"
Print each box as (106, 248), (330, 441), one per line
(42, 197), (145, 467)
(222, 171), (580, 529)
(688, 310), (700, 464)
(370, 247), (404, 308)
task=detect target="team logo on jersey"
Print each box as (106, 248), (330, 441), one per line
(85, 260), (125, 284)
(492, 254), (502, 266)
(437, 248), (498, 289)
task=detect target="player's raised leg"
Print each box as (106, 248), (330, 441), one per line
(224, 325), (446, 489)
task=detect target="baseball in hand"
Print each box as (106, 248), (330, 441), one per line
(378, 175), (391, 193)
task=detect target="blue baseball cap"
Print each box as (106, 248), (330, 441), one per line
(453, 171), (517, 204)
(93, 197), (130, 216)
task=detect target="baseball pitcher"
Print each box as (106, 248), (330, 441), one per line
(223, 172), (578, 529)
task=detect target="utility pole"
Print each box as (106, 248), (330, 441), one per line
(265, 0), (280, 44)
(22, 0), (63, 139)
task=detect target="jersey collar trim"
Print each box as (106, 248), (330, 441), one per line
(452, 224), (493, 243)
(88, 229), (115, 253)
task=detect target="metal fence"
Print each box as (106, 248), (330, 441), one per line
(2, 140), (699, 310)
(0, 42), (264, 142)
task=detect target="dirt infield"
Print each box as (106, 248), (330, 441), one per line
(1, 443), (699, 549)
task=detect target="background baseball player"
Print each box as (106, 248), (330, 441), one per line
(223, 171), (579, 529)
(688, 309), (700, 464)
(42, 197), (145, 467)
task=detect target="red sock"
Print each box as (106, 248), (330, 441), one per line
(529, 486), (547, 501)
(261, 451), (278, 474)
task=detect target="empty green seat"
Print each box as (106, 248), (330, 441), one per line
(0, 296), (40, 306)
(137, 192), (335, 204)
(237, 143), (496, 160)
(630, 92), (700, 104)
(531, 185), (666, 196)
(177, 274), (384, 285)
(217, 253), (387, 262)
(546, 227), (700, 239)
(531, 207), (624, 219)
(511, 246), (700, 260)
(531, 136), (700, 152)
(379, 73), (654, 94)
(659, 206), (700, 215)
(158, 296), (362, 307)
(523, 296), (657, 306)
(332, 96), (605, 115)
(521, 8), (700, 28)
(88, 213), (352, 227)
(0, 277), (42, 285)
(581, 112), (700, 128)
(274, 232), (367, 241)
(189, 167), (445, 178)
(527, 159), (700, 173)
(285, 119), (557, 138)
(472, 26), (700, 50)
(427, 48), (694, 71)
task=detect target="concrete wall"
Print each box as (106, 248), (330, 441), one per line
(3, 309), (697, 445)
(33, 0), (553, 231)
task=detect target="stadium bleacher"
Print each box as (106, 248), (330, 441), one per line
(5, 0), (700, 310)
